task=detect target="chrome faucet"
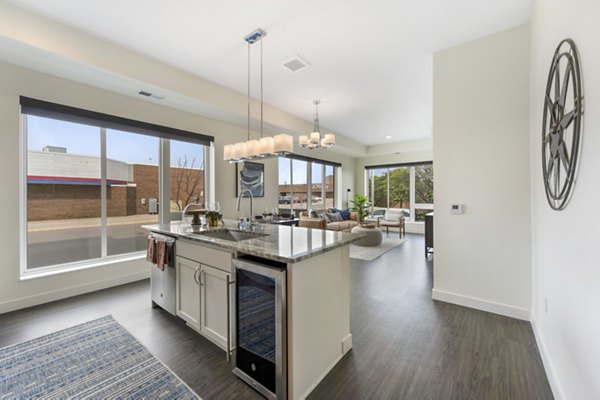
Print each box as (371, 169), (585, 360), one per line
(236, 189), (254, 228)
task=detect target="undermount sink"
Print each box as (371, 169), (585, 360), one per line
(191, 229), (268, 242)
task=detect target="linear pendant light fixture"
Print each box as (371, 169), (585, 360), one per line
(224, 28), (293, 162)
(299, 100), (335, 149)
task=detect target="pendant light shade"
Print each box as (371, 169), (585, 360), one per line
(322, 133), (336, 147)
(274, 134), (293, 154)
(247, 139), (260, 157)
(224, 144), (234, 161)
(310, 131), (321, 144)
(260, 136), (275, 155)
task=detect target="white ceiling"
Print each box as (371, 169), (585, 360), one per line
(6, 0), (533, 145)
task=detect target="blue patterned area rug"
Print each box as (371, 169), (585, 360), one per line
(0, 315), (200, 399)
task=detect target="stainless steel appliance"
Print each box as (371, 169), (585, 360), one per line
(150, 234), (176, 315)
(232, 256), (287, 400)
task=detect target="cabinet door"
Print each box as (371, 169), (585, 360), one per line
(176, 256), (201, 330)
(199, 264), (231, 350)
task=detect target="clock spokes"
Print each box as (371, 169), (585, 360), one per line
(560, 109), (576, 130)
(558, 60), (573, 108)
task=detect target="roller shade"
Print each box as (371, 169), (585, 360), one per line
(20, 96), (214, 145)
(282, 153), (341, 168)
(365, 161), (432, 170)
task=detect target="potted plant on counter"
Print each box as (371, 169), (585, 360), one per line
(349, 193), (372, 227)
(206, 211), (223, 227)
(262, 211), (273, 222)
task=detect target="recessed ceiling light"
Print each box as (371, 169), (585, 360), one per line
(385, 135), (392, 139)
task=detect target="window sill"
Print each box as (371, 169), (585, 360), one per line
(20, 252), (146, 281)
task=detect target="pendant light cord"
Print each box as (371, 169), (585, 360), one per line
(260, 38), (264, 138)
(247, 41), (251, 141)
(314, 100), (320, 134)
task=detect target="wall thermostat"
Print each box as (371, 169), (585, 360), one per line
(450, 204), (464, 214)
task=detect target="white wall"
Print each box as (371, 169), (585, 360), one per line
(0, 60), (355, 313)
(432, 25), (532, 320)
(529, 1), (600, 399)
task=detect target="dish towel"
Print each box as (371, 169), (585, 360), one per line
(156, 240), (167, 271)
(146, 236), (156, 264)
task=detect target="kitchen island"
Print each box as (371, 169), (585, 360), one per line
(145, 221), (361, 400)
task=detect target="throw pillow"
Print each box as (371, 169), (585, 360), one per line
(327, 212), (344, 222)
(318, 211), (331, 222)
(339, 209), (350, 220)
(331, 208), (350, 220)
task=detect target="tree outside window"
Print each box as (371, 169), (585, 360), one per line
(367, 163), (433, 222)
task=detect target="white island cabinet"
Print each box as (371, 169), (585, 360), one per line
(175, 255), (200, 329)
(144, 221), (362, 400)
(176, 238), (233, 351)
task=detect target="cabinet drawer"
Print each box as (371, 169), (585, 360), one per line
(177, 239), (233, 272)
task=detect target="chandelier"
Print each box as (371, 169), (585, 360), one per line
(223, 28), (293, 163)
(299, 100), (335, 149)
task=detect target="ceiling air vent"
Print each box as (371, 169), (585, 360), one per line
(138, 90), (165, 101)
(283, 54), (311, 72)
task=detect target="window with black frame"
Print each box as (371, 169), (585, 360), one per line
(366, 162), (433, 222)
(278, 155), (339, 216)
(21, 97), (213, 272)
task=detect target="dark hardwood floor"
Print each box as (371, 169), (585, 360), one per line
(0, 234), (552, 400)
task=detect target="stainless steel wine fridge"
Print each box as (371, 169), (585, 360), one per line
(231, 256), (287, 400)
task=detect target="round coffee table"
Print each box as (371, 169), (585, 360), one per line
(351, 225), (383, 247)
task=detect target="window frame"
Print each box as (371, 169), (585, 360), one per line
(278, 155), (339, 215)
(19, 99), (213, 278)
(365, 161), (433, 223)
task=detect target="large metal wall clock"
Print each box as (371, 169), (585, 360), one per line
(542, 38), (583, 211)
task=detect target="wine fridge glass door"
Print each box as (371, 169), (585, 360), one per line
(232, 259), (286, 400)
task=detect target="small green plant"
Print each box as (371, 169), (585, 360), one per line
(349, 194), (371, 223)
(206, 211), (222, 227)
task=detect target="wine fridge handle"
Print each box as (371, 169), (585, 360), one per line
(226, 274), (231, 361)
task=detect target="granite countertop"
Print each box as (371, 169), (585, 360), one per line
(143, 220), (363, 263)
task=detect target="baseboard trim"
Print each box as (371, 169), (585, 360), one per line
(0, 270), (149, 314)
(405, 222), (425, 234)
(431, 288), (530, 321)
(341, 333), (353, 354)
(301, 352), (346, 400)
(530, 312), (564, 400)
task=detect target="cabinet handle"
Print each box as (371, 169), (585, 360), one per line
(193, 266), (200, 285)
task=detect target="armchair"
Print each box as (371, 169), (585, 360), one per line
(378, 209), (406, 238)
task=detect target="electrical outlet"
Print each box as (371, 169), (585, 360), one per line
(544, 297), (548, 314)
